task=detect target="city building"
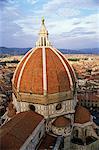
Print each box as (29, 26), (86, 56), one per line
(78, 93), (99, 111)
(0, 19), (99, 150)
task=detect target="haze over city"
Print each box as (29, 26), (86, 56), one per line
(0, 0), (99, 49)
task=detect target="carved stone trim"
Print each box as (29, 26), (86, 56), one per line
(12, 85), (73, 105)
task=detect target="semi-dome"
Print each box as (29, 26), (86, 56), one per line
(12, 19), (76, 105)
(52, 116), (71, 127)
(74, 106), (91, 124)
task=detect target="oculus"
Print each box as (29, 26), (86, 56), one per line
(56, 103), (62, 110)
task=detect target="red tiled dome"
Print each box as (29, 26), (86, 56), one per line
(12, 48), (76, 96)
(74, 106), (91, 124)
(12, 19), (76, 104)
(52, 116), (71, 127)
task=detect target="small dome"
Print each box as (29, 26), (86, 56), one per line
(52, 116), (71, 127)
(74, 106), (91, 124)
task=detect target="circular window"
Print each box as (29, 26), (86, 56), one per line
(58, 128), (62, 133)
(56, 103), (62, 110)
(29, 105), (35, 111)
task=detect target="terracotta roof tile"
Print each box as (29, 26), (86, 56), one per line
(0, 111), (44, 150)
(52, 116), (71, 127)
(87, 73), (99, 80)
(13, 47), (76, 102)
(13, 50), (32, 88)
(57, 50), (76, 86)
(77, 93), (99, 102)
(46, 48), (70, 93)
(74, 106), (90, 124)
(38, 134), (57, 149)
(19, 48), (43, 94)
(13, 48), (76, 95)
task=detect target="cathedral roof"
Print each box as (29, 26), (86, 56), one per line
(74, 106), (91, 124)
(52, 116), (71, 127)
(38, 134), (57, 149)
(0, 111), (44, 150)
(12, 19), (76, 104)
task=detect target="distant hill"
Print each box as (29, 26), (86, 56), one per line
(0, 47), (30, 55)
(0, 47), (99, 55)
(60, 48), (99, 54)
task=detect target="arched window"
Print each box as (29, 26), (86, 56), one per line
(41, 37), (43, 46)
(44, 37), (46, 46)
(29, 105), (35, 111)
(85, 129), (87, 137)
(74, 130), (78, 137)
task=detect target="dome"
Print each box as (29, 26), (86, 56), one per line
(52, 116), (71, 127)
(12, 19), (76, 105)
(74, 106), (91, 124)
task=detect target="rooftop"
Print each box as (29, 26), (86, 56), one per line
(74, 106), (91, 124)
(52, 116), (71, 127)
(0, 111), (44, 150)
(77, 93), (99, 102)
(38, 134), (57, 150)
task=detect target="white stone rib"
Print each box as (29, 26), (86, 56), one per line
(73, 121), (92, 128)
(12, 49), (33, 85)
(50, 47), (73, 88)
(54, 48), (77, 81)
(17, 48), (37, 92)
(42, 47), (47, 95)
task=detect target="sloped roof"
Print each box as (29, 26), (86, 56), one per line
(0, 111), (44, 150)
(38, 133), (57, 150)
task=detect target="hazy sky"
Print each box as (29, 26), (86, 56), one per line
(0, 0), (99, 49)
